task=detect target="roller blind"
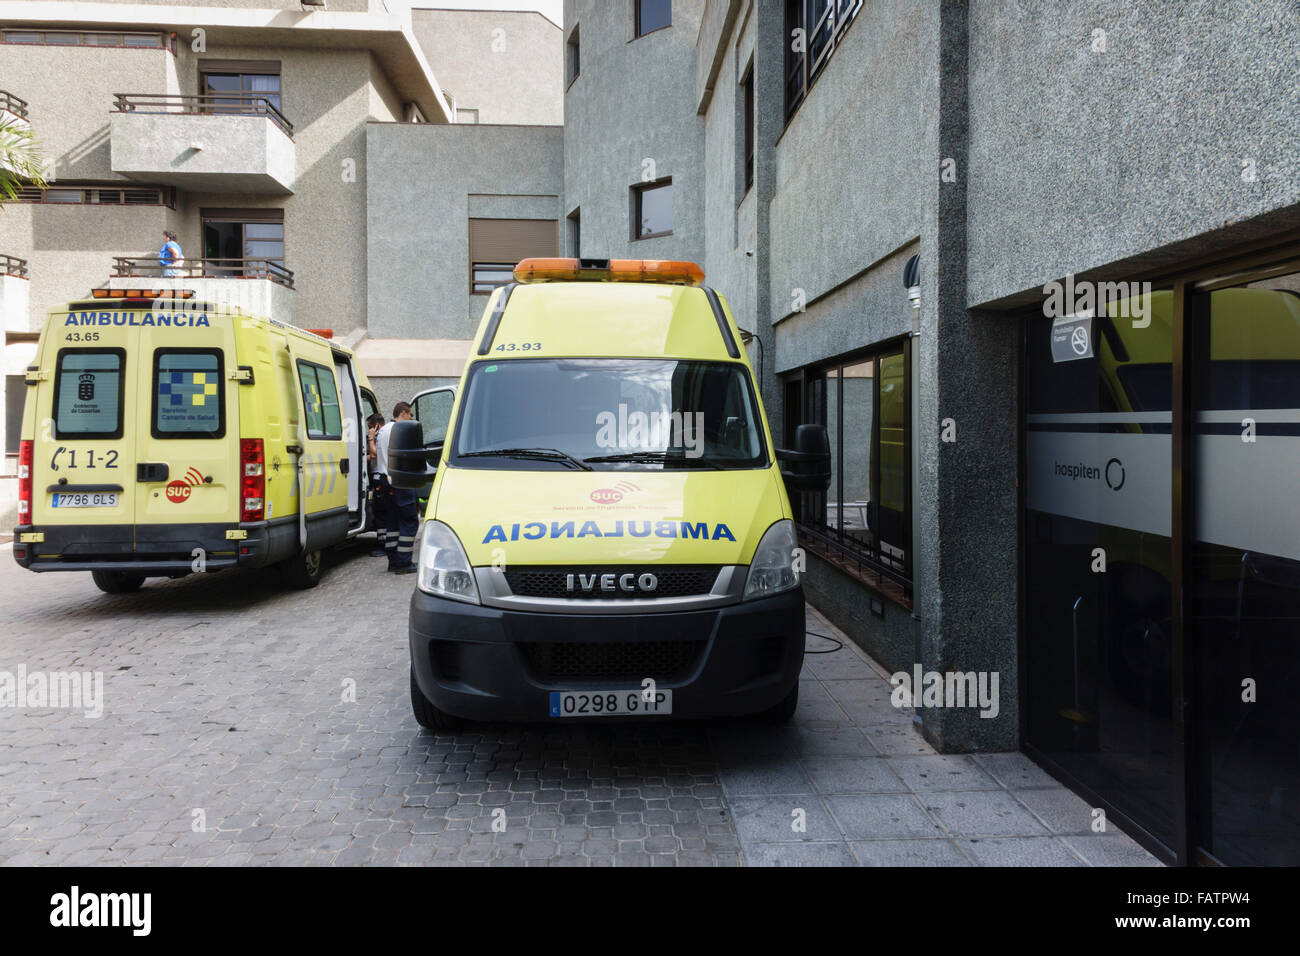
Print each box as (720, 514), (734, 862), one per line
(469, 218), (557, 264)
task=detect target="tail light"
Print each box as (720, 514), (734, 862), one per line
(17, 439), (33, 524)
(240, 438), (265, 523)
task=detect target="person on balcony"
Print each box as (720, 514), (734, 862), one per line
(158, 230), (183, 277)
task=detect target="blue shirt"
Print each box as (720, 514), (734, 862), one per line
(159, 240), (182, 268)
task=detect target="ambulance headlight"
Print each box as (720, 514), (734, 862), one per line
(744, 519), (800, 600)
(416, 520), (480, 604)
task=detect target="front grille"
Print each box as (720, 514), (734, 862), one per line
(520, 640), (704, 683)
(503, 565), (721, 600)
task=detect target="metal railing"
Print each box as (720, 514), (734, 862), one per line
(789, 488), (913, 599)
(0, 90), (28, 119)
(1, 254), (28, 278)
(112, 256), (295, 289)
(112, 92), (293, 138)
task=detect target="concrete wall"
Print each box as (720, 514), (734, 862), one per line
(700, 1), (758, 333)
(411, 8), (563, 126)
(0, 42), (179, 182)
(364, 121), (563, 341)
(966, 0), (1300, 308)
(562, 0), (705, 264)
(767, 0), (926, 328)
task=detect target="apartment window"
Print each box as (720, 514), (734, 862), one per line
(632, 179), (673, 240)
(784, 0), (862, 121)
(1, 29), (173, 52)
(566, 25), (581, 86)
(201, 208), (285, 279)
(200, 60), (281, 113)
(741, 63), (755, 195)
(635, 0), (672, 37)
(784, 339), (912, 594)
(567, 207), (581, 257)
(5, 185), (175, 207)
(468, 218), (558, 294)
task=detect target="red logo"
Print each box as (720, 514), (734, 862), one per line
(590, 488), (622, 504)
(165, 467), (206, 503)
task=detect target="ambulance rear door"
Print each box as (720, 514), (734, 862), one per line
(131, 309), (239, 559)
(29, 308), (138, 554)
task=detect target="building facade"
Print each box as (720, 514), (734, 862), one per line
(3, 0), (1298, 866)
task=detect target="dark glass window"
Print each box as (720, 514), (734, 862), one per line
(635, 0), (672, 37)
(566, 25), (580, 84)
(632, 179), (673, 239)
(54, 349), (125, 440)
(153, 349), (224, 438)
(742, 65), (755, 194)
(785, 342), (911, 585)
(783, 0), (862, 121)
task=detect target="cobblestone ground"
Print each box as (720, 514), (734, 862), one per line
(0, 537), (1158, 866)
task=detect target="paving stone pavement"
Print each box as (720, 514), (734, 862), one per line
(0, 538), (1159, 866)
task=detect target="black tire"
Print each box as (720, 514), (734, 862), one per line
(757, 683), (799, 724)
(280, 549), (323, 590)
(91, 570), (146, 594)
(410, 668), (462, 732)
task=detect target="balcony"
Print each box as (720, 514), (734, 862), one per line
(109, 93), (295, 194)
(109, 256), (295, 324)
(1, 255), (31, 333)
(0, 90), (28, 122)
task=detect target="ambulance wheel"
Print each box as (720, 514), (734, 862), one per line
(757, 684), (799, 724)
(410, 668), (462, 732)
(91, 570), (146, 594)
(281, 549), (323, 589)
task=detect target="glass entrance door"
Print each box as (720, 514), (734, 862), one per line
(1022, 287), (1177, 851)
(1189, 269), (1300, 866)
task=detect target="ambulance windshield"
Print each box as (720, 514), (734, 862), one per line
(451, 358), (767, 471)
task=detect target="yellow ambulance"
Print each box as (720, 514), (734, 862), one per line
(12, 289), (377, 592)
(387, 258), (808, 729)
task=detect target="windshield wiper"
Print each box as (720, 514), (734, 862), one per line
(582, 451), (723, 469)
(459, 447), (592, 470)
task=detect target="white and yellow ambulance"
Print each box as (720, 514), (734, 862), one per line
(12, 289), (377, 592)
(387, 259), (809, 729)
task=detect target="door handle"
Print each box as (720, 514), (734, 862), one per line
(339, 458), (350, 475)
(136, 462), (169, 483)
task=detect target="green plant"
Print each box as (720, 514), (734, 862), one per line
(0, 114), (49, 203)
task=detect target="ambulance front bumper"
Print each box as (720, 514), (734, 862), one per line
(11, 521), (284, 572)
(408, 586), (805, 723)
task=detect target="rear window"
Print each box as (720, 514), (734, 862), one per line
(54, 349), (125, 439)
(153, 349), (225, 438)
(297, 360), (342, 440)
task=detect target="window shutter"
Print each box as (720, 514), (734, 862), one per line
(468, 219), (558, 265)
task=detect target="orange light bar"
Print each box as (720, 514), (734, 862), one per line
(513, 258), (705, 286)
(92, 288), (196, 299)
(305, 328), (334, 339)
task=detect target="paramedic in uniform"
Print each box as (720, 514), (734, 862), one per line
(374, 403), (419, 574)
(366, 413), (387, 557)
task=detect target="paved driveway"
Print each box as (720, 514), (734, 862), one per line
(0, 539), (1158, 866)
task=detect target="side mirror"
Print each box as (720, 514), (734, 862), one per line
(388, 420), (440, 489)
(776, 424), (831, 493)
